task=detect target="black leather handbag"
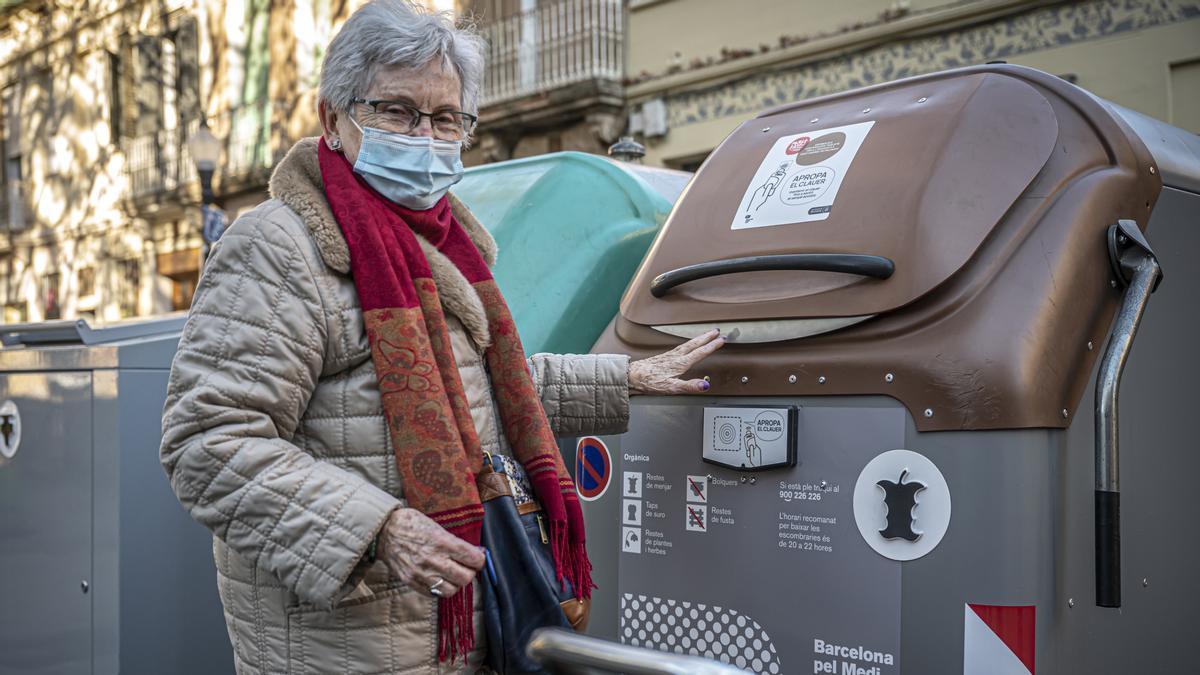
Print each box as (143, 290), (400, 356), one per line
(477, 453), (590, 674)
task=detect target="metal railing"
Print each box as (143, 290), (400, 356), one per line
(224, 99), (274, 178)
(123, 119), (199, 199)
(480, 0), (623, 107)
(123, 100), (275, 199)
(526, 628), (750, 674)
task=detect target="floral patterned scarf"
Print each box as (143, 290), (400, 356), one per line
(318, 140), (592, 662)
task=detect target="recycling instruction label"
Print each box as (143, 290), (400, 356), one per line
(613, 401), (905, 674)
(732, 121), (874, 230)
(702, 406), (795, 470)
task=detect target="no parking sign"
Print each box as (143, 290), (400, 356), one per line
(575, 437), (611, 501)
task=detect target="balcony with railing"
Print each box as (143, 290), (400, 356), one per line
(478, 0), (624, 117)
(124, 121), (199, 201)
(122, 100), (277, 206)
(224, 100), (275, 180)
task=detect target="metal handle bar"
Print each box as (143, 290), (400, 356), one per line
(526, 628), (750, 675)
(649, 254), (895, 298)
(1095, 220), (1162, 609)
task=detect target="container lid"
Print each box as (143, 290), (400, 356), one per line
(621, 72), (1058, 328)
(597, 65), (1166, 432)
(0, 314), (187, 347)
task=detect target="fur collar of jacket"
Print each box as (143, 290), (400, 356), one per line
(269, 137), (496, 350)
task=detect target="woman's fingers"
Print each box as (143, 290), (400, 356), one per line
(416, 552), (480, 598)
(430, 557), (476, 590)
(401, 508), (485, 570)
(628, 328), (727, 395)
(422, 573), (460, 598)
(440, 533), (486, 570)
(413, 551), (478, 598)
(683, 333), (726, 366)
(668, 332), (724, 392)
(379, 508), (486, 597)
(418, 526), (483, 595)
(671, 328), (720, 355)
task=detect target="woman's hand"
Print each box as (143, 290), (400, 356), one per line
(377, 507), (486, 598)
(629, 329), (726, 395)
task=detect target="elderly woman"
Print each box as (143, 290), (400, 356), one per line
(159, 1), (721, 673)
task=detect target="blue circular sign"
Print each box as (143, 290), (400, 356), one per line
(575, 436), (611, 501)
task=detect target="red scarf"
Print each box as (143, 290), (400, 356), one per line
(318, 140), (592, 662)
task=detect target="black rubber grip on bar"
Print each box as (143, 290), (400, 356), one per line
(649, 254), (895, 298)
(1096, 489), (1121, 608)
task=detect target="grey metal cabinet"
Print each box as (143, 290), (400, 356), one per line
(0, 371), (93, 674)
(0, 317), (232, 675)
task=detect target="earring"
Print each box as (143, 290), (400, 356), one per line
(329, 137), (342, 151)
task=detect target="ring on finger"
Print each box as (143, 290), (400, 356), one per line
(430, 577), (446, 597)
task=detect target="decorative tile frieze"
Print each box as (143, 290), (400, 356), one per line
(666, 0), (1200, 127)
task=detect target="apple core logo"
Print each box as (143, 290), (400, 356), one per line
(877, 469), (925, 542)
(0, 400), (21, 460)
(852, 449), (951, 561)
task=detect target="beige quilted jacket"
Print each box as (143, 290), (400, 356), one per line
(160, 138), (630, 675)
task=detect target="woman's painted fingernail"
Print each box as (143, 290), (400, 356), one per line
(701, 380), (710, 391)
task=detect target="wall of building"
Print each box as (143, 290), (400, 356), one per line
(0, 0), (167, 322)
(461, 0), (627, 165)
(626, 0), (1200, 167)
(0, 0), (585, 325)
(0, 0), (383, 324)
(627, 0), (958, 82)
(1, 0), (1193, 323)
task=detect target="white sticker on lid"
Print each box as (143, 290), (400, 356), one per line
(732, 120), (874, 230)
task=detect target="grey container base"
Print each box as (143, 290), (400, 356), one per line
(579, 187), (1200, 673)
(0, 326), (233, 675)
(1044, 185), (1200, 672)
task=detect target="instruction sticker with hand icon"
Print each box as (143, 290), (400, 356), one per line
(701, 406), (798, 470)
(732, 120), (875, 230)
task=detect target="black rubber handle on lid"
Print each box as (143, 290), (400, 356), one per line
(1096, 490), (1121, 608)
(649, 254), (895, 298)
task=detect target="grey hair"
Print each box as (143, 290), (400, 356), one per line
(318, 0), (486, 116)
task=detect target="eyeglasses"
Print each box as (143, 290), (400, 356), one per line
(351, 98), (477, 140)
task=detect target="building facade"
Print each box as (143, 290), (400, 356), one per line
(624, 0), (1200, 169)
(0, 0), (1195, 323)
(461, 0), (627, 164)
(0, 0), (457, 323)
(0, 0), (622, 322)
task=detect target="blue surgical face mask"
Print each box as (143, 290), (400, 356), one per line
(349, 117), (464, 210)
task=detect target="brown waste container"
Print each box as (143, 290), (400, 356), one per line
(575, 64), (1200, 674)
